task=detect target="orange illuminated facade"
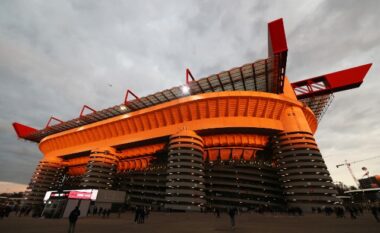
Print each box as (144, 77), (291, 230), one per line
(13, 19), (372, 211)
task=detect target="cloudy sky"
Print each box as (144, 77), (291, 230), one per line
(0, 0), (379, 190)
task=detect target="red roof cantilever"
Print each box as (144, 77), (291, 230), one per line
(12, 122), (38, 139)
(292, 63), (372, 99)
(268, 18), (288, 94)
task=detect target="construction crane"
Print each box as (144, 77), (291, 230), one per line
(336, 155), (380, 187)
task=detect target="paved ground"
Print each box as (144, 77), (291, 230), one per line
(0, 212), (378, 233)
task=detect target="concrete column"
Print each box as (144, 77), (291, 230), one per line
(80, 147), (119, 190)
(165, 129), (206, 211)
(24, 158), (64, 206)
(272, 105), (337, 210)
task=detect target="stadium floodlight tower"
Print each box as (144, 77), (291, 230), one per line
(13, 18), (372, 212)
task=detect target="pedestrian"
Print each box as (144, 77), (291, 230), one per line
(144, 207), (150, 220)
(14, 205), (20, 216)
(216, 208), (220, 218)
(371, 206), (379, 222)
(348, 207), (356, 219)
(106, 209), (111, 218)
(134, 207), (139, 223)
(140, 207), (145, 224)
(18, 206), (25, 217)
(228, 208), (237, 228)
(4, 205), (11, 217)
(0, 205), (4, 219)
(93, 206), (97, 216)
(102, 209), (107, 218)
(138, 207), (145, 224)
(25, 207), (32, 216)
(68, 206), (81, 233)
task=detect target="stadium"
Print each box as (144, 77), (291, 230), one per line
(12, 18), (372, 213)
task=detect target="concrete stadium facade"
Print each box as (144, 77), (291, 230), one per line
(13, 19), (372, 212)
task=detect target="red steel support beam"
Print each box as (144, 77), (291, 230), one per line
(124, 89), (140, 105)
(124, 89), (149, 108)
(45, 116), (64, 128)
(186, 68), (204, 93)
(186, 68), (195, 84)
(79, 105), (96, 117)
(292, 63), (372, 99)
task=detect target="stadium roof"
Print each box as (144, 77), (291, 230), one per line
(14, 58), (277, 143)
(12, 18), (372, 143)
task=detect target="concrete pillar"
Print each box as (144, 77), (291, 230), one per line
(24, 158), (64, 206)
(272, 105), (337, 210)
(165, 129), (206, 211)
(80, 147), (119, 189)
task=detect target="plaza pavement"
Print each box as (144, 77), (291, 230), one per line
(0, 212), (378, 233)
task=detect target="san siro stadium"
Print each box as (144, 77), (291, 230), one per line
(13, 19), (372, 213)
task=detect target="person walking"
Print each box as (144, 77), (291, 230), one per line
(215, 208), (220, 218)
(138, 207), (145, 224)
(102, 209), (107, 218)
(68, 206), (81, 233)
(347, 207), (356, 219)
(92, 206), (97, 216)
(228, 208), (237, 228)
(134, 207), (139, 223)
(371, 206), (379, 222)
(106, 209), (111, 218)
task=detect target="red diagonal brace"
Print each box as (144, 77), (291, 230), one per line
(45, 116), (64, 128)
(186, 68), (195, 84)
(79, 105), (96, 117)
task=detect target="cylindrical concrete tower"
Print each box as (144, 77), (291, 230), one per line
(80, 147), (119, 189)
(25, 158), (64, 206)
(273, 103), (337, 210)
(165, 129), (206, 211)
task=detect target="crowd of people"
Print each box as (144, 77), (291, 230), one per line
(134, 206), (150, 224)
(0, 204), (35, 219)
(89, 206), (112, 218)
(311, 205), (379, 221)
(209, 204), (380, 224)
(2, 202), (379, 225)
